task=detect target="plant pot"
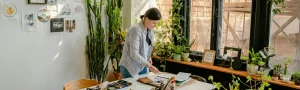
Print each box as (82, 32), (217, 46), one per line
(113, 72), (122, 80)
(283, 75), (292, 82)
(280, 74), (283, 80)
(295, 81), (300, 85)
(247, 64), (258, 75)
(182, 53), (189, 61)
(259, 67), (270, 76)
(272, 76), (278, 80)
(173, 54), (181, 61)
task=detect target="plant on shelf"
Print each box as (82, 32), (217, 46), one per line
(85, 0), (108, 83)
(241, 48), (265, 75)
(292, 72), (300, 85)
(208, 74), (272, 90)
(272, 64), (282, 80)
(171, 43), (184, 61)
(106, 0), (124, 80)
(182, 39), (195, 61)
(282, 58), (292, 82)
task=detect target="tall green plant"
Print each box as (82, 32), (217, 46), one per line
(85, 0), (108, 83)
(106, 0), (123, 73)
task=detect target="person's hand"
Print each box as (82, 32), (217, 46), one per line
(149, 65), (160, 74)
(148, 57), (153, 64)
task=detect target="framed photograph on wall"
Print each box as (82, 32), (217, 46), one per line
(28, 0), (47, 4)
(201, 49), (216, 65)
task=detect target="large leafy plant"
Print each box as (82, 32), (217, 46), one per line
(106, 0), (123, 73)
(85, 0), (108, 83)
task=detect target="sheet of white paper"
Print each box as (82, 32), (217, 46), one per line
(30, 0), (45, 3)
(175, 72), (191, 81)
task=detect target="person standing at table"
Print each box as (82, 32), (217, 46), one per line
(119, 8), (161, 78)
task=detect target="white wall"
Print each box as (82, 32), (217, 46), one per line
(0, 0), (88, 90)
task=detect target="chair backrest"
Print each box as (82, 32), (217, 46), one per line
(64, 79), (98, 90)
(189, 75), (207, 83)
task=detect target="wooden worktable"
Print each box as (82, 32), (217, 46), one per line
(152, 56), (300, 90)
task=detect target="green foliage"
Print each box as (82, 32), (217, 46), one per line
(171, 44), (184, 55)
(271, 0), (286, 14)
(209, 74), (272, 90)
(273, 64), (282, 76)
(85, 0), (108, 83)
(106, 0), (123, 73)
(292, 72), (300, 82)
(284, 58), (291, 75)
(241, 48), (265, 67)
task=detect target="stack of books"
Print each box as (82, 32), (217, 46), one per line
(175, 72), (191, 86)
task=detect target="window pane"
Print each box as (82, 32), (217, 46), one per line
(190, 0), (212, 52)
(269, 0), (300, 73)
(220, 0), (252, 56)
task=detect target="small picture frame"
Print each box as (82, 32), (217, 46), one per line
(28, 0), (47, 4)
(202, 49), (216, 65)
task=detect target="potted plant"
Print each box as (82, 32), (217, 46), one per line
(182, 39), (195, 61)
(106, 0), (124, 80)
(171, 44), (184, 61)
(292, 72), (300, 85)
(282, 58), (292, 82)
(241, 48), (265, 75)
(272, 64), (282, 80)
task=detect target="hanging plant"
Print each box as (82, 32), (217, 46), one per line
(85, 0), (108, 83)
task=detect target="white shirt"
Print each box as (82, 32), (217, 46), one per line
(119, 21), (154, 77)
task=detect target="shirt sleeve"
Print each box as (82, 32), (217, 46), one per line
(129, 27), (148, 66)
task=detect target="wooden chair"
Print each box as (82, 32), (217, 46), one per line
(189, 75), (207, 83)
(64, 79), (98, 90)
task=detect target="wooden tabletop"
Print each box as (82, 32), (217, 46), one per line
(152, 56), (300, 90)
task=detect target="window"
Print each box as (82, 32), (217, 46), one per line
(219, 0), (252, 56)
(189, 0), (212, 52)
(269, 0), (300, 73)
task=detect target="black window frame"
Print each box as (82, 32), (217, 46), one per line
(175, 0), (272, 63)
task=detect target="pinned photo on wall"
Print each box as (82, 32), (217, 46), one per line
(2, 3), (17, 19)
(22, 11), (37, 32)
(65, 19), (75, 33)
(37, 9), (51, 23)
(58, 4), (71, 17)
(47, 0), (57, 11)
(74, 5), (83, 14)
(50, 18), (64, 32)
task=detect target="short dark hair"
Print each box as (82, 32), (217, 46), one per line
(140, 8), (161, 20)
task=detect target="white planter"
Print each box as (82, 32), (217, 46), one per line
(283, 75), (292, 82)
(247, 64), (258, 75)
(280, 74), (283, 80)
(182, 53), (189, 61)
(173, 54), (181, 61)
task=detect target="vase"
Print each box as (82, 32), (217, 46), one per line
(182, 53), (189, 61)
(283, 75), (292, 82)
(113, 72), (122, 80)
(247, 64), (258, 75)
(173, 54), (181, 61)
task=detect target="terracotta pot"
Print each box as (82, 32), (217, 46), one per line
(113, 72), (122, 80)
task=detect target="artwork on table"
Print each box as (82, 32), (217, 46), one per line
(201, 49), (216, 65)
(22, 11), (37, 32)
(65, 19), (75, 33)
(2, 3), (17, 17)
(37, 9), (51, 23)
(47, 0), (57, 11)
(59, 4), (71, 16)
(50, 18), (64, 32)
(28, 0), (47, 4)
(75, 5), (83, 14)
